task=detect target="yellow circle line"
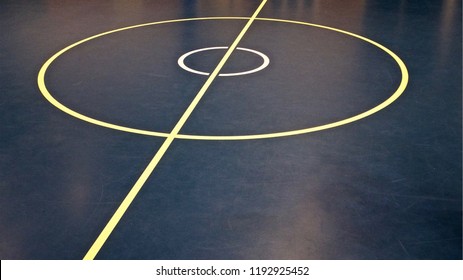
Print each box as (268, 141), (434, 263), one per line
(38, 17), (409, 141)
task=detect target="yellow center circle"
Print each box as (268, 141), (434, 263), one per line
(37, 17), (409, 141)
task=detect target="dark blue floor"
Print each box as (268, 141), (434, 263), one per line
(0, 0), (461, 259)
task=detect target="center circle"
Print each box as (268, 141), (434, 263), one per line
(37, 17), (408, 141)
(177, 46), (270, 77)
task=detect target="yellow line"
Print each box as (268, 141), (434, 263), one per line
(83, 0), (268, 260)
(169, 0), (267, 139)
(83, 137), (174, 260)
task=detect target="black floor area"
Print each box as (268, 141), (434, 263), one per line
(0, 0), (461, 259)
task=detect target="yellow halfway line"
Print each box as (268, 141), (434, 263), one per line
(83, 0), (268, 260)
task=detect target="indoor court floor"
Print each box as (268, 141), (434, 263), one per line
(1, 0), (461, 260)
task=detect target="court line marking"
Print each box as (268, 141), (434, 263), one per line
(82, 0), (268, 260)
(177, 46), (270, 76)
(38, 17), (408, 140)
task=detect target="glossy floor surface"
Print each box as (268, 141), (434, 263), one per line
(1, 0), (461, 259)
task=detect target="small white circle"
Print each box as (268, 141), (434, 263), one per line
(177, 46), (270, 77)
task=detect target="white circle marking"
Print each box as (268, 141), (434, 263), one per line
(177, 46), (270, 77)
